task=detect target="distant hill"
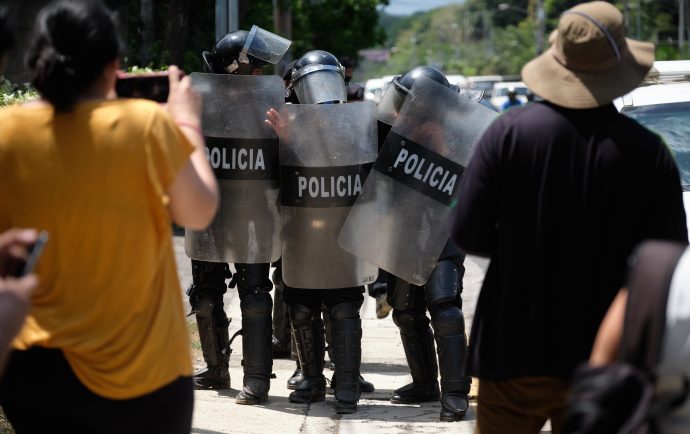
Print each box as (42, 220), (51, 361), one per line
(378, 10), (424, 46)
(362, 0), (683, 80)
(360, 3), (538, 78)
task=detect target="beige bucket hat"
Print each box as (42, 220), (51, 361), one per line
(522, 1), (654, 109)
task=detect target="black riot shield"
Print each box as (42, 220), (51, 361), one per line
(279, 102), (378, 289)
(185, 73), (283, 264)
(338, 77), (497, 285)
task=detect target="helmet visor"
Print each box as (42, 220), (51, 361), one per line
(240, 25), (291, 65)
(377, 82), (405, 126)
(294, 70), (347, 104)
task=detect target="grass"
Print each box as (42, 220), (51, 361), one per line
(187, 319), (204, 367)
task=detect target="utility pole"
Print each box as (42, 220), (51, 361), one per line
(681, 0), (690, 58)
(623, 0), (630, 35)
(272, 0), (292, 75)
(680, 0), (685, 56)
(636, 0), (642, 39)
(140, 0), (153, 65)
(482, 10), (491, 61)
(215, 0), (239, 41)
(535, 0), (545, 55)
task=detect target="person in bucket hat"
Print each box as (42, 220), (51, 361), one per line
(523, 1), (654, 109)
(451, 2), (688, 433)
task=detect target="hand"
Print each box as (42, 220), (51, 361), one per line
(166, 65), (202, 129)
(0, 274), (36, 311)
(0, 272), (37, 372)
(0, 228), (39, 371)
(265, 108), (288, 140)
(0, 228), (38, 278)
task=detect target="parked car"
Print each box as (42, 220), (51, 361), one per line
(381, 74), (396, 93)
(615, 60), (690, 230)
(364, 78), (385, 104)
(466, 75), (503, 94)
(490, 81), (529, 110)
(446, 74), (468, 89)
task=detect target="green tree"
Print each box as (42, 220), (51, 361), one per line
(362, 0), (686, 81)
(291, 0), (389, 60)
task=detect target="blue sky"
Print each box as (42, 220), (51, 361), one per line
(381, 0), (465, 16)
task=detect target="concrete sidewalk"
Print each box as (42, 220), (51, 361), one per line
(175, 238), (490, 433)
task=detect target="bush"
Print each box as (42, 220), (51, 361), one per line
(0, 79), (38, 107)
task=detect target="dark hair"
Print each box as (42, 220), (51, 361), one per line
(0, 7), (15, 59)
(26, 0), (122, 111)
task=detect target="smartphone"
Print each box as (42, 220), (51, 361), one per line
(115, 71), (170, 103)
(18, 231), (48, 277)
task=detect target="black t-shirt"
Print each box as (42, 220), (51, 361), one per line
(451, 101), (688, 380)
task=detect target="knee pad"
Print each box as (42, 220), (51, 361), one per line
(387, 275), (416, 311)
(327, 302), (359, 320)
(392, 309), (420, 330)
(289, 303), (317, 327)
(430, 304), (464, 337)
(240, 290), (272, 320)
(193, 295), (229, 328)
(192, 296), (215, 319)
(425, 260), (459, 307)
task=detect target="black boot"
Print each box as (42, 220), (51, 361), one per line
(286, 336), (302, 390)
(436, 334), (471, 422)
(287, 361), (303, 390)
(288, 304), (326, 403)
(329, 374), (374, 394)
(235, 295), (273, 404)
(271, 267), (291, 359)
(234, 265), (273, 405)
(192, 300), (231, 389)
(359, 376), (375, 393)
(329, 303), (362, 414)
(390, 310), (440, 404)
(426, 255), (470, 421)
(188, 261), (232, 390)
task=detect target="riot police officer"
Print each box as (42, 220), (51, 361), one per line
(187, 29), (287, 406)
(266, 50), (373, 414)
(340, 56), (365, 102)
(377, 66), (472, 422)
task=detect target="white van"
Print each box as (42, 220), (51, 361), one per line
(490, 81), (529, 110)
(615, 60), (690, 231)
(364, 78), (385, 104)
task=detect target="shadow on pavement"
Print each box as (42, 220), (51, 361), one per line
(360, 361), (410, 373)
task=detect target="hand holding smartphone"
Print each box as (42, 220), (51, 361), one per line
(115, 70), (172, 103)
(0, 229), (43, 372)
(19, 231), (48, 277)
(0, 229), (46, 278)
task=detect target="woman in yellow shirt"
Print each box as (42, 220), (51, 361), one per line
(0, 1), (218, 433)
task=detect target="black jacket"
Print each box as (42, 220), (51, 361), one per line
(451, 101), (688, 380)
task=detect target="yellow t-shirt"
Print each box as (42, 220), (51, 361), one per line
(0, 99), (194, 399)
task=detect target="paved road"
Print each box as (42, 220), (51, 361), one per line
(173, 235), (495, 433)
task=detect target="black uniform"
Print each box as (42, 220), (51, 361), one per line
(376, 67), (472, 422)
(188, 30), (280, 406)
(280, 50), (368, 415)
(387, 241), (471, 421)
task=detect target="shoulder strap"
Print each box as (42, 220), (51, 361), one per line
(619, 240), (687, 371)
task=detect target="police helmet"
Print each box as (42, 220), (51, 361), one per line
(287, 50), (347, 104)
(202, 30), (268, 75)
(378, 66), (450, 127)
